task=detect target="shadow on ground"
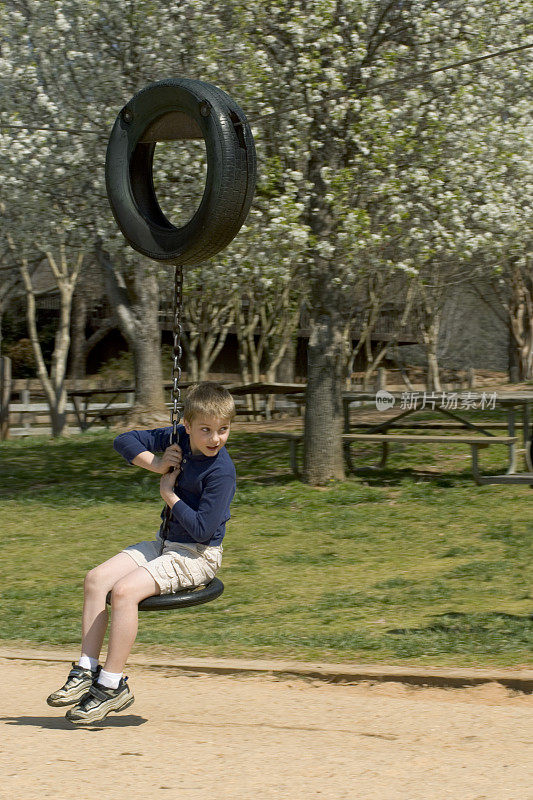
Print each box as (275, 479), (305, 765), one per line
(0, 714), (148, 730)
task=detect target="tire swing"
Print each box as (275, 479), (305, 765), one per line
(105, 77), (256, 265)
(105, 79), (256, 612)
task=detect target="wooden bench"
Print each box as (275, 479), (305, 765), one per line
(255, 431), (519, 484)
(349, 420), (509, 430)
(83, 404), (132, 427)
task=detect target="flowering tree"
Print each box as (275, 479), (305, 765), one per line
(0, 107), (87, 434)
(231, 0), (532, 481)
(463, 90), (533, 381)
(0, 0), (311, 420)
(391, 24), (533, 387)
(5, 236), (83, 437)
(0, 0), (221, 418)
(1, 0), (530, 460)
(221, 191), (309, 400)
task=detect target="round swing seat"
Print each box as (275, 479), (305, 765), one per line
(106, 577), (224, 611)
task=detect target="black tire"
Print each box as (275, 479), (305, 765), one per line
(105, 577), (224, 611)
(105, 79), (256, 265)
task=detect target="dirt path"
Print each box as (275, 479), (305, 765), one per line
(1, 657), (532, 800)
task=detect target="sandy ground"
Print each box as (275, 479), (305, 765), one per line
(1, 658), (532, 800)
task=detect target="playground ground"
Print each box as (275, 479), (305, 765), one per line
(1, 396), (531, 797)
(1, 651), (531, 800)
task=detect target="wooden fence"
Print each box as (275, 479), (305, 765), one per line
(0, 376), (303, 437)
(1, 375), (135, 438)
(0, 368), (480, 439)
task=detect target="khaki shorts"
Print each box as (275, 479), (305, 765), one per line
(123, 536), (223, 595)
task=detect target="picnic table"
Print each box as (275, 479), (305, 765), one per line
(496, 393), (532, 473)
(227, 382), (307, 419)
(67, 381), (532, 485)
(255, 387), (532, 485)
(66, 386), (135, 431)
(66, 381), (306, 429)
(227, 381), (307, 396)
(67, 382), (199, 430)
(342, 390), (533, 485)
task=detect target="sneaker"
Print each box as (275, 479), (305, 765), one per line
(65, 678), (134, 725)
(46, 662), (101, 707)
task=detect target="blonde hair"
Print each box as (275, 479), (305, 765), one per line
(183, 382), (236, 423)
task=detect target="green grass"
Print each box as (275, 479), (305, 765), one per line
(0, 430), (531, 667)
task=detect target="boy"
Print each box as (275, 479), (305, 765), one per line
(47, 382), (236, 725)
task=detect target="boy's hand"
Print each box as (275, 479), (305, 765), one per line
(131, 445), (182, 475)
(160, 468), (180, 507)
(159, 444), (183, 473)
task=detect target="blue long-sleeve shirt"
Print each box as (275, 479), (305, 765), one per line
(113, 425), (236, 546)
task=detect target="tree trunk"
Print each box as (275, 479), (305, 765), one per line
(186, 348), (200, 382)
(181, 324), (200, 382)
(132, 331), (167, 415)
(363, 343), (390, 390)
(424, 315), (442, 392)
(97, 244), (166, 418)
(517, 327), (533, 381)
(0, 356), (12, 440)
(233, 295), (257, 413)
(49, 403), (68, 437)
(275, 337), (296, 382)
(69, 290), (88, 379)
(18, 249), (82, 437)
(508, 263), (533, 381)
(508, 331), (520, 383)
(426, 348), (442, 392)
(417, 284), (443, 393)
(304, 312), (346, 484)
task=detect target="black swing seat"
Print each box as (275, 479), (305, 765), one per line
(105, 577), (224, 611)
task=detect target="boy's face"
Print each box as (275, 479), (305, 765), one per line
(184, 415), (231, 457)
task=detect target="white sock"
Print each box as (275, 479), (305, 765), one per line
(97, 669), (123, 689)
(79, 655), (99, 672)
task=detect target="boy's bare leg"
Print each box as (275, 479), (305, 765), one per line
(81, 552), (140, 663)
(103, 567), (159, 674)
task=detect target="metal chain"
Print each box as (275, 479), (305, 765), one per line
(170, 263), (184, 440)
(161, 263), (184, 539)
